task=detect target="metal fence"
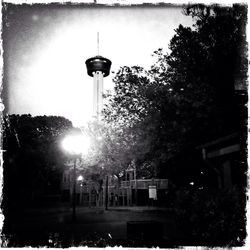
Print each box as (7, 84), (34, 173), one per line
(121, 179), (168, 189)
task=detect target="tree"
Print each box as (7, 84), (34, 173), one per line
(80, 119), (151, 182)
(2, 114), (73, 209)
(167, 4), (248, 136)
(103, 66), (153, 127)
(101, 4), (247, 179)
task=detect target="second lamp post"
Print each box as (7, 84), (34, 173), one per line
(62, 132), (90, 222)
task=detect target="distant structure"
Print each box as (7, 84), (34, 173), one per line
(85, 33), (112, 120)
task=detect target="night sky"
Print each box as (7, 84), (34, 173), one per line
(2, 3), (193, 126)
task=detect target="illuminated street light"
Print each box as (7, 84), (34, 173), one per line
(77, 175), (84, 205)
(62, 134), (90, 155)
(97, 136), (102, 141)
(77, 175), (84, 181)
(62, 132), (90, 222)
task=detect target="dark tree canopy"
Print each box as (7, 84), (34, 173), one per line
(2, 114), (73, 209)
(101, 4), (248, 179)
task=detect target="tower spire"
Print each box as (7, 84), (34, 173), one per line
(97, 32), (99, 55)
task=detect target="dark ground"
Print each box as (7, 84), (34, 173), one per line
(1, 203), (181, 247)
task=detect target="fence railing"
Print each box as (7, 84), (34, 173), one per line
(121, 179), (168, 189)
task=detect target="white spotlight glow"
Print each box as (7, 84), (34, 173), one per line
(77, 175), (84, 181)
(62, 134), (90, 155)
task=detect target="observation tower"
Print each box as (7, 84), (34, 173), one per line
(85, 34), (112, 120)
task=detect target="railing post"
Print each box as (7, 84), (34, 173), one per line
(134, 167), (137, 206)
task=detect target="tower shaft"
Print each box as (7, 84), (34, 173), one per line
(93, 71), (104, 120)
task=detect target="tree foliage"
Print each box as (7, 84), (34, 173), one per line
(103, 66), (153, 127)
(2, 114), (73, 207)
(100, 4), (247, 179)
(173, 186), (246, 246)
(81, 120), (151, 180)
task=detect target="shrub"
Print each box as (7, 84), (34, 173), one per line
(173, 186), (246, 246)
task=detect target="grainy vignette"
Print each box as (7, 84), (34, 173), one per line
(0, 0), (4, 245)
(0, 0), (248, 248)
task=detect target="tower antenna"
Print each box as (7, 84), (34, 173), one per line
(97, 32), (99, 55)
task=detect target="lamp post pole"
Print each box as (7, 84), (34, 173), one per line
(134, 165), (137, 206)
(105, 175), (108, 210)
(72, 157), (77, 222)
(62, 132), (90, 223)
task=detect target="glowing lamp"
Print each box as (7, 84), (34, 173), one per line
(62, 134), (90, 155)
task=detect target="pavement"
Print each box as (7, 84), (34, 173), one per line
(2, 204), (177, 247)
(24, 204), (171, 213)
(106, 205), (171, 211)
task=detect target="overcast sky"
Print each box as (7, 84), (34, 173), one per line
(3, 3), (194, 127)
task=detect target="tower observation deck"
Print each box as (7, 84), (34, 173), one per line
(85, 55), (112, 120)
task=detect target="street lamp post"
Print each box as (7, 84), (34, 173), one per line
(77, 175), (84, 205)
(62, 132), (90, 222)
(72, 157), (77, 221)
(105, 175), (108, 210)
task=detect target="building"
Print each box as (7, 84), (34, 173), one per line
(61, 160), (168, 207)
(197, 132), (246, 190)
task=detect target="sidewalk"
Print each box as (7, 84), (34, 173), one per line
(6, 204), (177, 247)
(24, 204), (171, 215)
(106, 206), (170, 212)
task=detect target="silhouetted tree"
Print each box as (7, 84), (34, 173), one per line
(101, 4), (247, 178)
(2, 114), (73, 211)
